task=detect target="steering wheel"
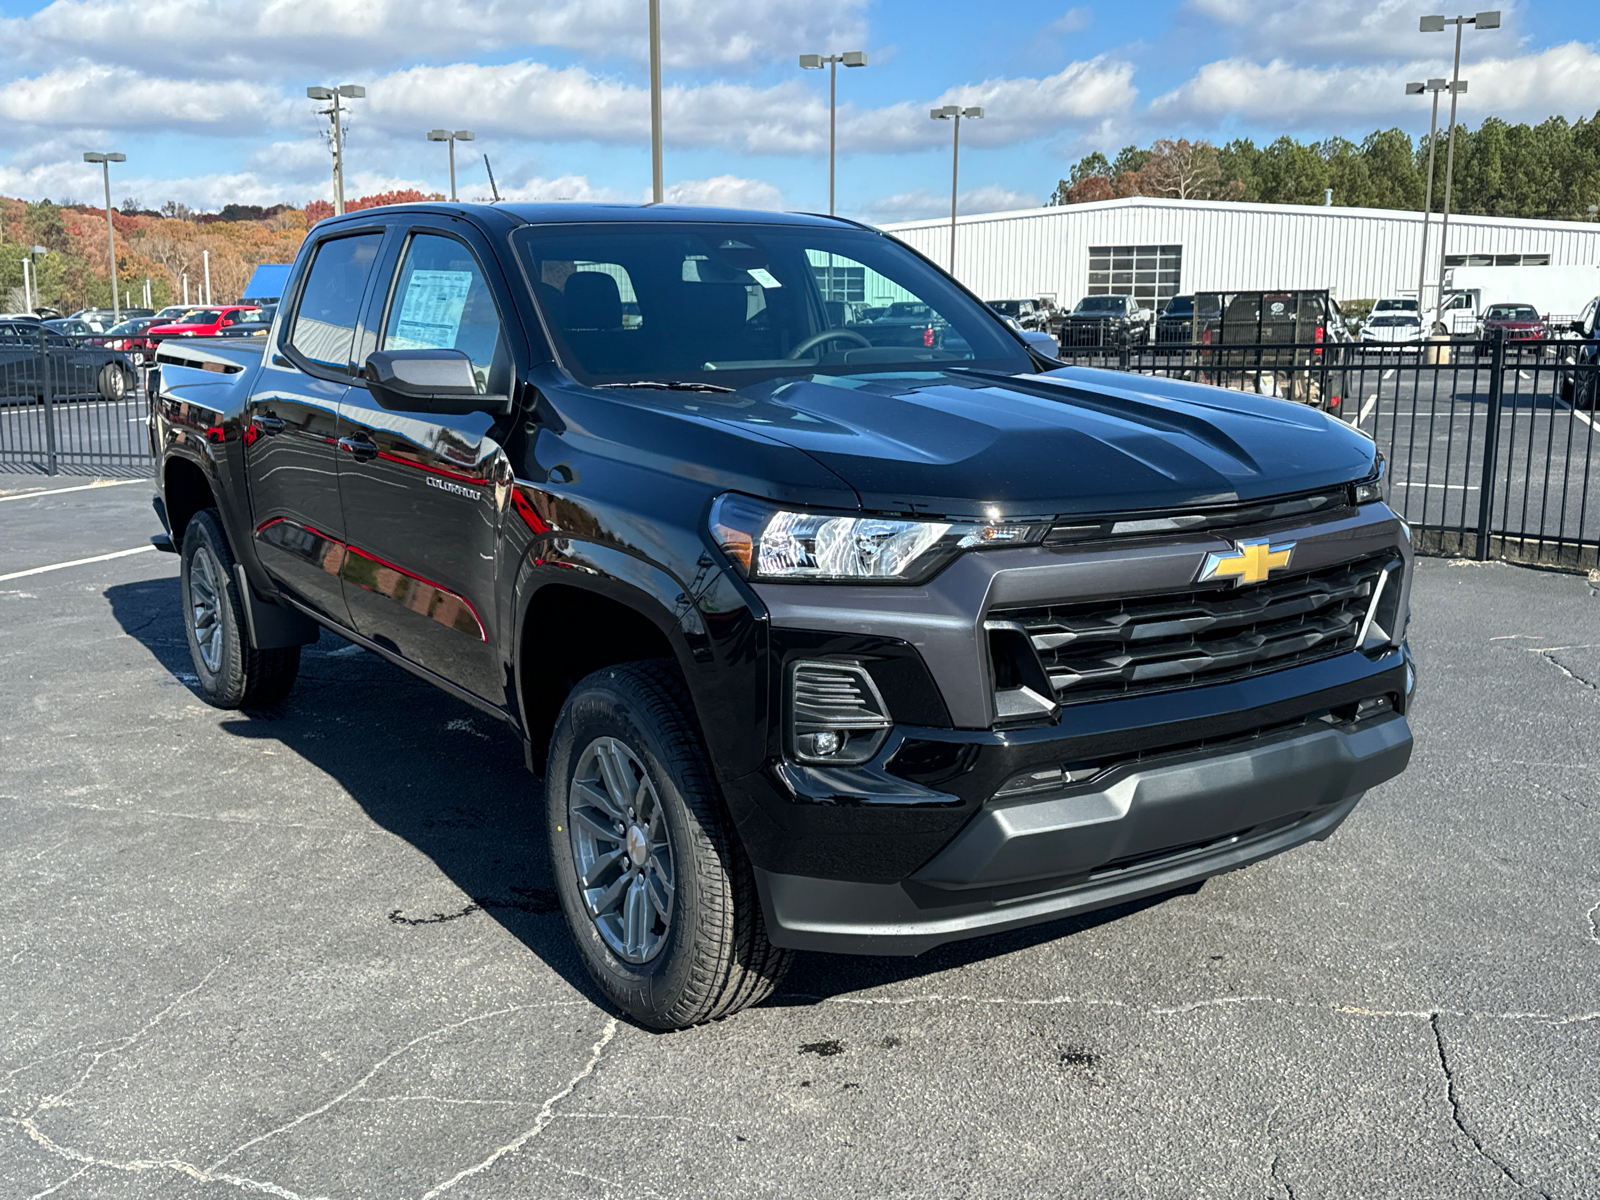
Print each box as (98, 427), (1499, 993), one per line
(787, 328), (874, 359)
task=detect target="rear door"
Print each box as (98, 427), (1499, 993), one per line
(242, 227), (387, 623)
(335, 223), (522, 700)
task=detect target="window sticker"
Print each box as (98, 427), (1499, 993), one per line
(392, 269), (473, 349)
(748, 268), (782, 289)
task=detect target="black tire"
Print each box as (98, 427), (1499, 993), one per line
(546, 661), (791, 1029)
(97, 362), (128, 402)
(180, 509), (300, 708)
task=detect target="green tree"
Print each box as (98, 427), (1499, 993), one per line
(1111, 144), (1150, 181)
(1255, 137), (1329, 205)
(1321, 137), (1376, 208)
(1216, 138), (1261, 201)
(1360, 129), (1422, 211)
(23, 201), (70, 256)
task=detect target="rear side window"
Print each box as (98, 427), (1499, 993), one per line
(381, 233), (507, 394)
(289, 233), (383, 373)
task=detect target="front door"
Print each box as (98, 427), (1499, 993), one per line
(243, 229), (386, 623)
(335, 228), (514, 701)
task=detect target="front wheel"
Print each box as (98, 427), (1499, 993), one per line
(546, 661), (791, 1029)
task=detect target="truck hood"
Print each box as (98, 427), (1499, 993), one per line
(694, 366), (1377, 518)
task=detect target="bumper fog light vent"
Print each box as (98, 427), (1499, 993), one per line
(993, 761), (1103, 801)
(790, 660), (892, 766)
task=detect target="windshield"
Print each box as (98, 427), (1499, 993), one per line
(181, 310), (221, 324)
(514, 222), (1029, 386)
(1162, 296), (1193, 316)
(1373, 298), (1419, 313)
(106, 319), (150, 335)
(1073, 296), (1126, 313)
(1487, 304), (1539, 321)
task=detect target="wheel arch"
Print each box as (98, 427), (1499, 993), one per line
(162, 452), (219, 548)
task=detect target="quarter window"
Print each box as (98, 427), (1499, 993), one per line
(381, 233), (507, 393)
(288, 232), (384, 373)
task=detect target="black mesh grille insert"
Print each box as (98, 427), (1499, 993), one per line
(992, 554), (1393, 705)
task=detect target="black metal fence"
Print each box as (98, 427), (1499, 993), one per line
(0, 329), (150, 476)
(1055, 334), (1600, 573)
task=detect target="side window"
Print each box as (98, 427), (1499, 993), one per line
(381, 233), (506, 393)
(288, 232), (384, 374)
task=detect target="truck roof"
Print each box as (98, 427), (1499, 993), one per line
(314, 201), (862, 233)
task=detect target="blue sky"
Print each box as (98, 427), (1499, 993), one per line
(0, 0), (1594, 221)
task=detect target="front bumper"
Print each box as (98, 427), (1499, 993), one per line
(756, 705), (1410, 955)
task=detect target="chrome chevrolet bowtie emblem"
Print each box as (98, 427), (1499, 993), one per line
(1198, 538), (1296, 586)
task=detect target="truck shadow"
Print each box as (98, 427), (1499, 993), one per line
(106, 576), (1197, 1017)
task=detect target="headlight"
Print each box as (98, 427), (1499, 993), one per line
(1353, 452), (1387, 505)
(709, 493), (1047, 583)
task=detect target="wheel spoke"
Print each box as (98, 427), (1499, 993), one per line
(570, 805), (620, 842)
(595, 741), (635, 812)
(580, 846), (626, 890)
(572, 778), (626, 822)
(645, 869), (672, 920)
(590, 865), (635, 916)
(624, 877), (648, 957)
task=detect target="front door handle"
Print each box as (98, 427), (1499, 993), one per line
(338, 434), (378, 463)
(252, 413), (285, 435)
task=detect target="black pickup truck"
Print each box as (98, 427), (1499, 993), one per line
(148, 203), (1415, 1029)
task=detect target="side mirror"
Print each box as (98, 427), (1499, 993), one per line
(363, 349), (510, 416)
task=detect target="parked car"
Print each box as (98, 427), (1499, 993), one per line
(1360, 299), (1424, 349)
(94, 316), (164, 363)
(985, 299), (1050, 332)
(70, 307), (153, 333)
(145, 305), (261, 344)
(1055, 294), (1153, 347)
(217, 305), (277, 338)
(1154, 294), (1221, 344)
(1480, 302), (1545, 343)
(44, 318), (98, 338)
(1558, 297), (1598, 409)
(153, 305), (198, 322)
(0, 319), (138, 402)
(147, 201), (1413, 1030)
(1194, 289), (1352, 415)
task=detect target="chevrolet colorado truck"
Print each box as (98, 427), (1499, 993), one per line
(148, 203), (1415, 1029)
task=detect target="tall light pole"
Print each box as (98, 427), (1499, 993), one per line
(427, 129), (475, 201)
(1406, 78), (1448, 314)
(1420, 11), (1499, 327)
(648, 0), (664, 203)
(83, 151), (126, 322)
(931, 105), (983, 275)
(798, 51), (868, 215)
(308, 84), (366, 216)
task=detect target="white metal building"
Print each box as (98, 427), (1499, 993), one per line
(879, 196), (1600, 313)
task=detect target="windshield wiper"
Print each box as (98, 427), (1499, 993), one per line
(594, 380), (736, 393)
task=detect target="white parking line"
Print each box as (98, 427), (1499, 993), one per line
(0, 478), (146, 502)
(0, 544), (157, 582)
(1359, 394), (1379, 423)
(1553, 393), (1598, 433)
(1383, 369), (1396, 381)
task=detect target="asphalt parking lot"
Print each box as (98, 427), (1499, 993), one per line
(2, 478), (1598, 1199)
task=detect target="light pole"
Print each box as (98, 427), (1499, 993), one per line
(799, 51), (868, 215)
(308, 84), (366, 216)
(427, 130), (475, 201)
(83, 151), (126, 322)
(1406, 78), (1448, 313)
(1420, 11), (1499, 327)
(648, 0), (664, 203)
(931, 105), (983, 275)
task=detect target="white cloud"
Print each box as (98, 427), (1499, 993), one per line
(1181, 0), (1528, 64)
(0, 65), (291, 135)
(663, 175), (785, 209)
(0, 0), (868, 75)
(859, 185), (1041, 225)
(1049, 7), (1092, 35)
(1152, 43), (1600, 127)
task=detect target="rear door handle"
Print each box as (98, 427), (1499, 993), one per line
(252, 414), (285, 435)
(338, 434), (378, 462)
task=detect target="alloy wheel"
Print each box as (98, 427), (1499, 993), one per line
(568, 736), (676, 963)
(188, 545), (224, 673)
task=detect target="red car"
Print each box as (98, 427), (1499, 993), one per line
(91, 316), (163, 363)
(1481, 302), (1546, 342)
(145, 305), (260, 344)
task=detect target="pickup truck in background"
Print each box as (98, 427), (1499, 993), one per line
(148, 202), (1415, 1029)
(1194, 289), (1353, 416)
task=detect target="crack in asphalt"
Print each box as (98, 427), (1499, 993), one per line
(417, 1016), (619, 1200)
(1430, 1014), (1551, 1199)
(1588, 899), (1600, 948)
(1525, 643), (1600, 692)
(1269, 1153), (1298, 1200)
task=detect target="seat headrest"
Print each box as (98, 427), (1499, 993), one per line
(564, 272), (623, 330)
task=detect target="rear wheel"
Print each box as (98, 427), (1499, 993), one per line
(546, 661), (791, 1029)
(180, 509), (301, 708)
(97, 362), (128, 402)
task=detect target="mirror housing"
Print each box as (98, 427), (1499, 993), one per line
(363, 349), (510, 415)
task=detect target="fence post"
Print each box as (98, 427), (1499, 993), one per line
(1118, 328), (1131, 373)
(1474, 329), (1507, 561)
(39, 329), (58, 476)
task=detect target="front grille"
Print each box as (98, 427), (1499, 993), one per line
(991, 554), (1393, 705)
